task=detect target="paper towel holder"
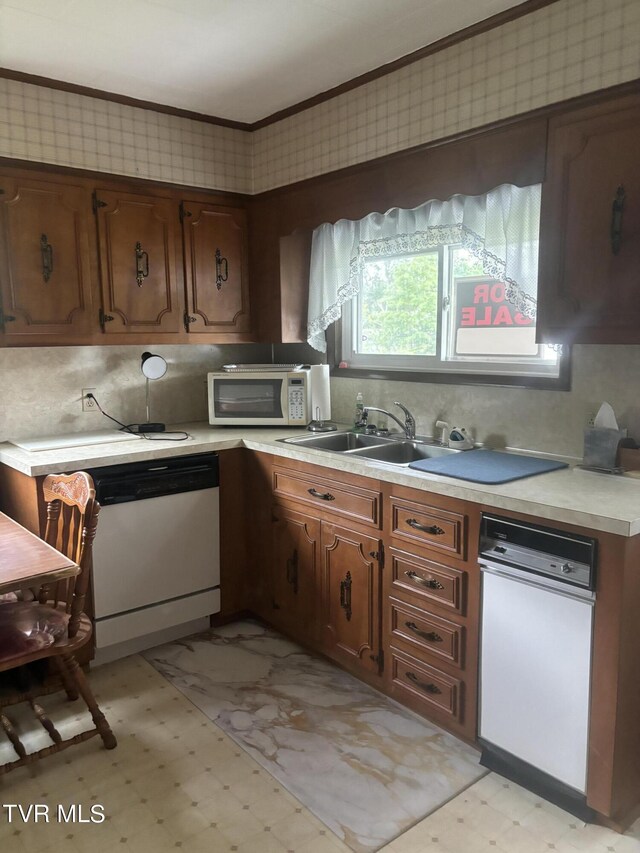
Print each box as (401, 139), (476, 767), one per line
(307, 409), (338, 432)
(307, 363), (337, 431)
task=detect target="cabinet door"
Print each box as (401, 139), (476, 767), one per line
(94, 190), (182, 334)
(182, 202), (250, 336)
(0, 176), (94, 340)
(270, 505), (320, 645)
(320, 523), (382, 675)
(537, 96), (640, 343)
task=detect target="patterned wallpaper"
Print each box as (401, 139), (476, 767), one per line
(252, 0), (640, 191)
(0, 79), (252, 193)
(0, 0), (638, 195)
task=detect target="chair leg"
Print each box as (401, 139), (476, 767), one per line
(62, 655), (117, 750)
(52, 657), (79, 702)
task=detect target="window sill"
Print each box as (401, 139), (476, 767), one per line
(330, 362), (571, 391)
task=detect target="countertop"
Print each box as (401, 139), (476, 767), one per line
(0, 422), (637, 537)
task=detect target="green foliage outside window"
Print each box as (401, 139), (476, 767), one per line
(360, 254), (439, 355)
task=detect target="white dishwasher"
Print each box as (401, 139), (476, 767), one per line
(89, 453), (220, 663)
(478, 514), (596, 821)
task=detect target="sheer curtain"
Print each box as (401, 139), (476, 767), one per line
(307, 183), (542, 353)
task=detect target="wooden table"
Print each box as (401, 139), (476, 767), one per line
(0, 511), (79, 596)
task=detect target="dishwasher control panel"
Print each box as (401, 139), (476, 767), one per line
(480, 514), (596, 590)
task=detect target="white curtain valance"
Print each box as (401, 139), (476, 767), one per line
(306, 183), (542, 353)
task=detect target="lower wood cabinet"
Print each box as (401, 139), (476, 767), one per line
(383, 483), (479, 742)
(390, 647), (463, 724)
(270, 504), (320, 645)
(320, 522), (383, 675)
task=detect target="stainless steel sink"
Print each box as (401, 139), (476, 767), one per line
(277, 430), (461, 467)
(277, 432), (387, 451)
(349, 441), (459, 466)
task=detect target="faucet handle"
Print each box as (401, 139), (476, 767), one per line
(394, 401), (413, 419)
(393, 402), (416, 439)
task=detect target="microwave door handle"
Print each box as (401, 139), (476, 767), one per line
(282, 376), (289, 423)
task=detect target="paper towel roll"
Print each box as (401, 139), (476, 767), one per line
(309, 364), (331, 421)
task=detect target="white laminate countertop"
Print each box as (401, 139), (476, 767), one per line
(0, 422), (637, 537)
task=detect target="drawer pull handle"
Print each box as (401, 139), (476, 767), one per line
(339, 571), (352, 621)
(406, 518), (445, 535)
(404, 570), (444, 590)
(406, 671), (441, 694)
(405, 621), (442, 643)
(308, 488), (335, 501)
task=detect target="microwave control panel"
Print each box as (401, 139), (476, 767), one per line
(288, 378), (307, 424)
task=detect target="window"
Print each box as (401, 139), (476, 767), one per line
(342, 246), (561, 378)
(307, 183), (567, 386)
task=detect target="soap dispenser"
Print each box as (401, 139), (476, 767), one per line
(354, 392), (365, 432)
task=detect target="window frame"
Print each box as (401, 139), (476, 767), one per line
(333, 244), (570, 390)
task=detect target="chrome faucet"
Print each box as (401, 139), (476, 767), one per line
(363, 401), (416, 439)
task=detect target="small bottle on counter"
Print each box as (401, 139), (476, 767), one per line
(354, 392), (365, 432)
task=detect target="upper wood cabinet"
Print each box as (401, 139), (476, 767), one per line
(94, 189), (183, 336)
(537, 94), (640, 344)
(181, 202), (251, 336)
(0, 165), (254, 346)
(0, 175), (94, 341)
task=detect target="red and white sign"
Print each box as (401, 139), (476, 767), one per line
(454, 277), (537, 357)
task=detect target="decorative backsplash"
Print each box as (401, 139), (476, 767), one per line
(330, 345), (640, 460)
(0, 0), (638, 194)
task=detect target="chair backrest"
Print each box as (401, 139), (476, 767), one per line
(41, 472), (100, 638)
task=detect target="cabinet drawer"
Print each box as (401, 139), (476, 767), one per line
(273, 468), (381, 528)
(390, 547), (466, 615)
(390, 597), (464, 668)
(391, 648), (462, 722)
(391, 496), (466, 559)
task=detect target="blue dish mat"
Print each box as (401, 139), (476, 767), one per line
(408, 449), (569, 484)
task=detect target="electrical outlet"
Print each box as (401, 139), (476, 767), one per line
(587, 413), (596, 428)
(82, 388), (97, 412)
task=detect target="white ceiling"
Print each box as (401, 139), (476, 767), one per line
(0, 0), (529, 124)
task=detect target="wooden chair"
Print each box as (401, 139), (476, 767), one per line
(0, 472), (116, 773)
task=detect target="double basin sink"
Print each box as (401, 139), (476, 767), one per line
(277, 430), (459, 467)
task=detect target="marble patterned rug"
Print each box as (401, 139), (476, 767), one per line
(144, 621), (486, 852)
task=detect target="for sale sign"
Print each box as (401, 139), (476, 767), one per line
(453, 277), (537, 358)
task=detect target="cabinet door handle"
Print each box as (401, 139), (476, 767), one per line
(40, 233), (53, 282)
(406, 671), (441, 694)
(404, 570), (444, 590)
(286, 548), (298, 594)
(135, 242), (149, 287)
(405, 621), (442, 643)
(611, 185), (625, 255)
(308, 488), (335, 501)
(215, 247), (228, 290)
(99, 308), (114, 330)
(339, 571), (352, 621)
(406, 518), (445, 535)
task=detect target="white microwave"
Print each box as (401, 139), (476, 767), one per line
(207, 368), (311, 426)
